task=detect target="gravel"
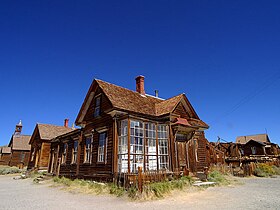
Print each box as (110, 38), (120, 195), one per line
(0, 175), (279, 210)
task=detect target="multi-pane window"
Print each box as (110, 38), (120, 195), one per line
(98, 132), (107, 162)
(130, 120), (144, 173)
(94, 96), (101, 117)
(118, 120), (128, 173)
(62, 143), (67, 164)
(84, 137), (92, 163)
(72, 141), (78, 164)
(145, 123), (157, 171)
(117, 119), (169, 173)
(158, 124), (169, 170)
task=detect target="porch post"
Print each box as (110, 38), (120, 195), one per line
(127, 118), (131, 174)
(112, 116), (119, 180)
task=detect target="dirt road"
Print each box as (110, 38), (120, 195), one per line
(0, 175), (279, 210)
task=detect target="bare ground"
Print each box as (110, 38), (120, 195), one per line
(0, 175), (279, 210)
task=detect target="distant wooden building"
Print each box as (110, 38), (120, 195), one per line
(28, 120), (75, 171)
(8, 121), (31, 168)
(0, 146), (11, 165)
(49, 76), (220, 181)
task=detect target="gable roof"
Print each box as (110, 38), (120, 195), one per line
(76, 79), (206, 126)
(29, 123), (76, 144)
(236, 134), (270, 144)
(9, 135), (31, 151)
(37, 124), (75, 140)
(245, 139), (266, 146)
(1, 146), (11, 154)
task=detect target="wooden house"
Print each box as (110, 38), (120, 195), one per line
(28, 120), (75, 171)
(236, 134), (277, 157)
(0, 146), (11, 166)
(8, 121), (31, 168)
(49, 76), (214, 181)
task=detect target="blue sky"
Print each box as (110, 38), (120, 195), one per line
(0, 0), (279, 145)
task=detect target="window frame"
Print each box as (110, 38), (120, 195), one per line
(61, 143), (68, 164)
(72, 140), (78, 164)
(84, 135), (92, 163)
(97, 132), (107, 163)
(93, 95), (101, 117)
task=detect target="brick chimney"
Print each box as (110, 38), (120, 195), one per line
(135, 75), (145, 95)
(64, 118), (69, 127)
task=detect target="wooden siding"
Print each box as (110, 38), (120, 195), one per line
(9, 150), (30, 168)
(0, 154), (11, 165)
(172, 102), (190, 119)
(243, 141), (265, 156)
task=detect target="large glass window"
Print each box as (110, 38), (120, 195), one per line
(158, 124), (169, 170)
(72, 141), (78, 164)
(145, 123), (157, 171)
(118, 120), (128, 173)
(98, 132), (107, 162)
(84, 136), (92, 163)
(130, 120), (144, 173)
(117, 120), (169, 173)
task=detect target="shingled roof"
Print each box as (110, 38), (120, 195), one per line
(76, 78), (207, 128)
(1, 146), (11, 154)
(96, 79), (163, 116)
(9, 135), (31, 151)
(236, 134), (270, 144)
(37, 124), (75, 140)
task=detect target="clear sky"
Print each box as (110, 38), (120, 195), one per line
(0, 0), (279, 146)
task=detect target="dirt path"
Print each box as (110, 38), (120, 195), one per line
(0, 175), (279, 210)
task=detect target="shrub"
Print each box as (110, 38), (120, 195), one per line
(208, 170), (230, 185)
(0, 166), (22, 175)
(254, 163), (280, 177)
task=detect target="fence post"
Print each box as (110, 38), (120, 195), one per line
(138, 166), (143, 193)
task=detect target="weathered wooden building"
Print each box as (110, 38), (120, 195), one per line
(28, 120), (75, 170)
(8, 121), (31, 168)
(0, 146), (11, 165)
(49, 76), (219, 181)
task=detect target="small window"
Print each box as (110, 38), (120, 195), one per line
(94, 96), (101, 117)
(20, 152), (25, 162)
(251, 146), (257, 155)
(84, 137), (92, 163)
(98, 132), (107, 163)
(30, 149), (35, 161)
(72, 141), (78, 164)
(62, 143), (68, 164)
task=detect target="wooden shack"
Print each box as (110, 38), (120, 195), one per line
(0, 147), (11, 165)
(8, 121), (31, 168)
(28, 120), (75, 171)
(49, 76), (216, 181)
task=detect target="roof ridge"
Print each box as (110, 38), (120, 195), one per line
(37, 123), (72, 128)
(96, 79), (138, 94)
(96, 79), (164, 100)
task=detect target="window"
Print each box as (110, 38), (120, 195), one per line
(94, 96), (101, 117)
(30, 149), (35, 161)
(72, 141), (78, 164)
(118, 120), (128, 173)
(84, 136), (92, 163)
(117, 120), (169, 174)
(251, 146), (257, 155)
(62, 143), (67, 164)
(145, 123), (157, 171)
(20, 152), (25, 162)
(130, 120), (144, 173)
(98, 132), (107, 163)
(158, 124), (169, 170)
